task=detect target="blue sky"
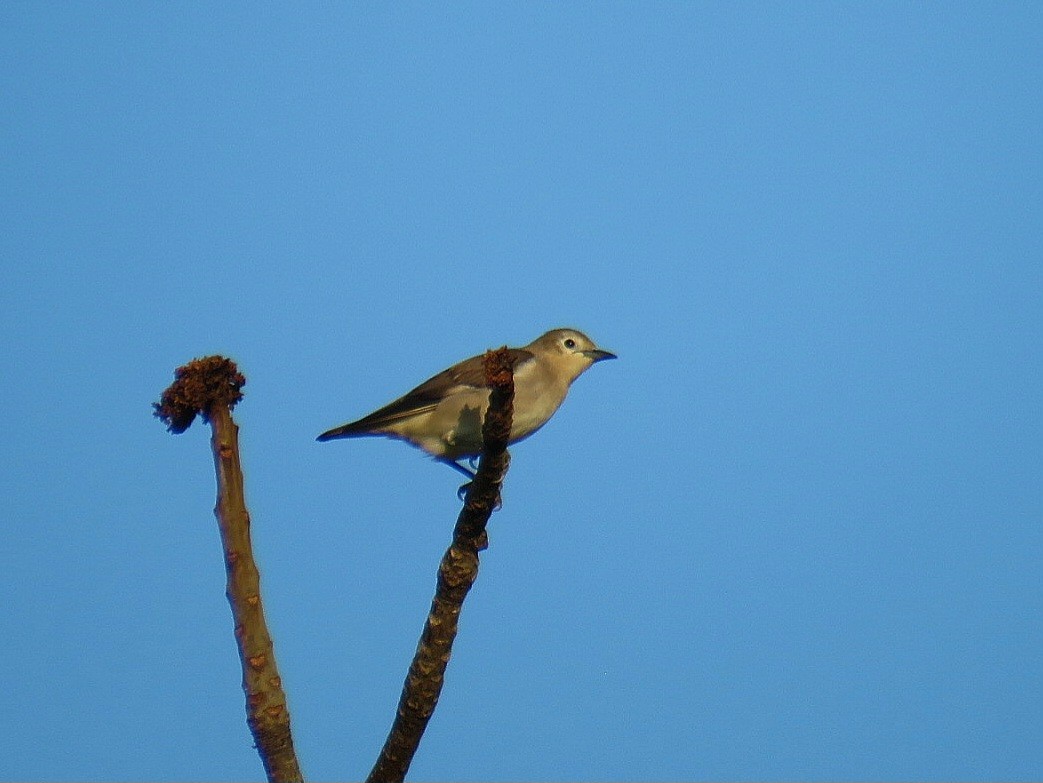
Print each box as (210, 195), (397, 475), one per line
(2, 3), (1040, 780)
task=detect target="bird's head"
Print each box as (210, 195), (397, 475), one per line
(531, 328), (616, 383)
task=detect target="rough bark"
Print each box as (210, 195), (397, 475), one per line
(366, 347), (516, 783)
(155, 356), (303, 783)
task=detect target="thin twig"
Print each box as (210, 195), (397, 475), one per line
(366, 347), (516, 783)
(155, 356), (303, 783)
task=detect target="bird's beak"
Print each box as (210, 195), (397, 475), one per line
(584, 349), (617, 362)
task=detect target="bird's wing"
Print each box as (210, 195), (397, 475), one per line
(321, 348), (534, 436)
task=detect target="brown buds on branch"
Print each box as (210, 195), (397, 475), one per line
(155, 356), (302, 783)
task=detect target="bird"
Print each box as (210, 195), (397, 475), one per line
(317, 328), (616, 478)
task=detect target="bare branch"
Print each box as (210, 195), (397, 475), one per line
(155, 356), (303, 783)
(366, 347), (516, 783)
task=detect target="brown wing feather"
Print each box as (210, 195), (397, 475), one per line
(317, 347), (533, 440)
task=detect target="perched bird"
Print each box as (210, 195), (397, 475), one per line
(317, 328), (616, 477)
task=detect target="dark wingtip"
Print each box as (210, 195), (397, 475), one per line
(317, 424), (359, 441)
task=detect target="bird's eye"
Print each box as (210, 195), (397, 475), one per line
(563, 338), (576, 349)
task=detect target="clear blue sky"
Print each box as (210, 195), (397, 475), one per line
(2, 3), (1040, 781)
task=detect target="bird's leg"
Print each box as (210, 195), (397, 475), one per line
(440, 458), (476, 479)
(454, 457), (481, 499)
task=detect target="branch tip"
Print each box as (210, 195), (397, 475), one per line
(482, 345), (515, 388)
(153, 355), (245, 433)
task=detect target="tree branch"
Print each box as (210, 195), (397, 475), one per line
(154, 356), (303, 783)
(366, 347), (516, 783)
